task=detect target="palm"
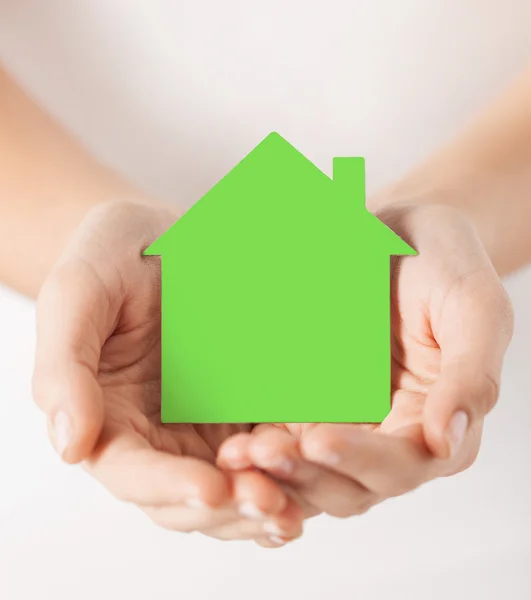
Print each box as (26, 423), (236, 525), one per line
(282, 207), (487, 466)
(381, 214), (487, 469)
(97, 305), (251, 463)
(216, 204), (511, 524)
(76, 203), (489, 482)
(382, 253), (442, 437)
(276, 261), (440, 445)
(57, 203), (254, 466)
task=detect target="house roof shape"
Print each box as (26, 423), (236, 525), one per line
(144, 132), (417, 258)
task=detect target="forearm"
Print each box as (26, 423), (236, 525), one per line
(370, 68), (531, 276)
(0, 66), (157, 297)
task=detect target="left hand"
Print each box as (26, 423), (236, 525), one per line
(32, 201), (303, 546)
(218, 203), (514, 520)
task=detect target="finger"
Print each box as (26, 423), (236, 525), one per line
(145, 493), (304, 542)
(424, 274), (513, 459)
(231, 469), (290, 519)
(263, 496), (304, 539)
(218, 431), (320, 517)
(300, 424), (438, 498)
(142, 503), (237, 534)
(84, 426), (231, 508)
(217, 425), (294, 470)
(253, 498), (304, 546)
(204, 497), (304, 542)
(217, 424), (311, 471)
(217, 432), (255, 470)
(247, 426), (377, 517)
(141, 462), (302, 537)
(33, 262), (114, 463)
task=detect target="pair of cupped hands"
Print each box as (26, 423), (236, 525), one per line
(32, 199), (513, 547)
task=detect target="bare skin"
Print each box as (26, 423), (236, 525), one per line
(1, 68), (303, 546)
(220, 69), (531, 520)
(218, 203), (512, 518)
(32, 201), (305, 546)
(0, 64), (529, 543)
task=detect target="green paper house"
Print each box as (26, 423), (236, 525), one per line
(144, 132), (416, 423)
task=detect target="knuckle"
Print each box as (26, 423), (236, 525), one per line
(37, 267), (72, 309)
(105, 477), (142, 505)
(447, 428), (482, 475)
(328, 496), (376, 519)
(303, 431), (343, 463)
(146, 511), (195, 534)
(383, 466), (428, 497)
(458, 446), (480, 474)
(113, 489), (135, 505)
(326, 490), (378, 518)
(31, 371), (57, 411)
(325, 505), (352, 519)
(478, 374), (500, 415)
(387, 479), (418, 498)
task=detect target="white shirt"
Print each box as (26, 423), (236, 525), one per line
(1, 2), (531, 599)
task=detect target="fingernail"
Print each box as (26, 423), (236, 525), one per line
(264, 521), (285, 537)
(268, 535), (286, 546)
(446, 411), (468, 457)
(238, 501), (266, 520)
(185, 497), (208, 510)
(50, 411), (73, 457)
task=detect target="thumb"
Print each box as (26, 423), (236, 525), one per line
(32, 262), (112, 464)
(423, 277), (513, 460)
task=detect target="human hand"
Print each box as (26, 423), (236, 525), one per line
(218, 203), (514, 519)
(32, 201), (303, 546)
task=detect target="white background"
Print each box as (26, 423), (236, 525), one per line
(1, 1), (531, 598)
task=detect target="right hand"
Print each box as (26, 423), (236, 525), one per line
(219, 203), (514, 521)
(32, 200), (303, 546)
